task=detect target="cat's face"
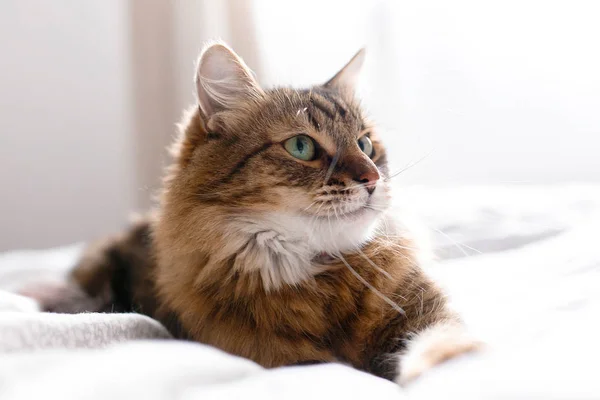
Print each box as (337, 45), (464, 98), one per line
(161, 43), (390, 273)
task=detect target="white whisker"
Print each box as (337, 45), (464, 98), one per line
(323, 152), (341, 186)
(356, 248), (391, 280)
(385, 149), (435, 182)
(430, 226), (481, 256)
(302, 201), (318, 213)
(336, 253), (405, 315)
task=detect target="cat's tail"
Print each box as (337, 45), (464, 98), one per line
(19, 216), (154, 314)
(18, 279), (109, 313)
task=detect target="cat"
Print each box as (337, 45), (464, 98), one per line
(23, 41), (480, 385)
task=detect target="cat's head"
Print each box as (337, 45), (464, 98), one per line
(158, 42), (391, 285)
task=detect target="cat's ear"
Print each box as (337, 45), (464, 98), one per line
(324, 48), (366, 93)
(195, 41), (263, 119)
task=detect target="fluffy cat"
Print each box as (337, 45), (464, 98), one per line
(24, 41), (480, 385)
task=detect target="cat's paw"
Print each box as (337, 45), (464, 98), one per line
(396, 322), (483, 386)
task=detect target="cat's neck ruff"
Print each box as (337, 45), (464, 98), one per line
(221, 208), (384, 290)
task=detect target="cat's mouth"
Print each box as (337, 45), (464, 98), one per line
(309, 199), (376, 221)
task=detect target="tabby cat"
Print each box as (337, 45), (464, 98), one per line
(25, 42), (480, 385)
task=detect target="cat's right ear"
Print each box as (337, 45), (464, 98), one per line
(195, 41), (263, 119)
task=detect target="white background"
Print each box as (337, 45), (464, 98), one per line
(1, 0), (599, 250)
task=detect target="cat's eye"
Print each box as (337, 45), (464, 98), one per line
(358, 135), (374, 158)
(284, 135), (316, 161)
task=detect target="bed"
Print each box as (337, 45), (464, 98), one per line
(1, 184), (599, 399)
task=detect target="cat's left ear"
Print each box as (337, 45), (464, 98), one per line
(323, 48), (366, 93)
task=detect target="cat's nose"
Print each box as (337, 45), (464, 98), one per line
(344, 154), (380, 195)
(355, 169), (380, 195)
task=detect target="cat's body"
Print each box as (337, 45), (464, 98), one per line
(61, 214), (450, 380)
(24, 42), (479, 385)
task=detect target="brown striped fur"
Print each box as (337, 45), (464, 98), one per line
(25, 42), (480, 384)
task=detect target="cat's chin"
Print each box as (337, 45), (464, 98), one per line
(225, 191), (388, 289)
(303, 188), (390, 254)
(232, 203), (383, 252)
(303, 207), (382, 254)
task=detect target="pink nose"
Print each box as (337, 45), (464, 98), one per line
(342, 154), (381, 195)
(356, 169), (380, 195)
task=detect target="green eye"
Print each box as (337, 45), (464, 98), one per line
(358, 135), (374, 157)
(284, 135), (316, 161)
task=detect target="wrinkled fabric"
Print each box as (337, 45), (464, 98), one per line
(1, 184), (599, 399)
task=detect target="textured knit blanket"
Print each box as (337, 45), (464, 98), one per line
(1, 185), (599, 399)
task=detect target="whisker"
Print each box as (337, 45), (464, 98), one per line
(323, 152), (341, 186)
(385, 149), (435, 181)
(302, 201), (318, 213)
(336, 253), (405, 315)
(356, 249), (392, 280)
(379, 240), (420, 252)
(319, 182), (370, 193)
(430, 226), (481, 256)
(383, 204), (483, 256)
(362, 204), (389, 212)
(354, 247), (408, 300)
(308, 201), (326, 227)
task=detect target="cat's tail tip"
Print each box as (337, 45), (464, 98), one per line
(18, 280), (103, 313)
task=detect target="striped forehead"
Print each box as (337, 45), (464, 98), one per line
(292, 88), (365, 145)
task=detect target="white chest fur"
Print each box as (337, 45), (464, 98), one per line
(224, 209), (383, 290)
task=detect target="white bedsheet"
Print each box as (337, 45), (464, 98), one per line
(1, 184), (599, 399)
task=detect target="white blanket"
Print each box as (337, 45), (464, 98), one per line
(1, 184), (599, 399)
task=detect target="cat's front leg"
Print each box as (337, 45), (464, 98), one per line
(395, 321), (483, 385)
